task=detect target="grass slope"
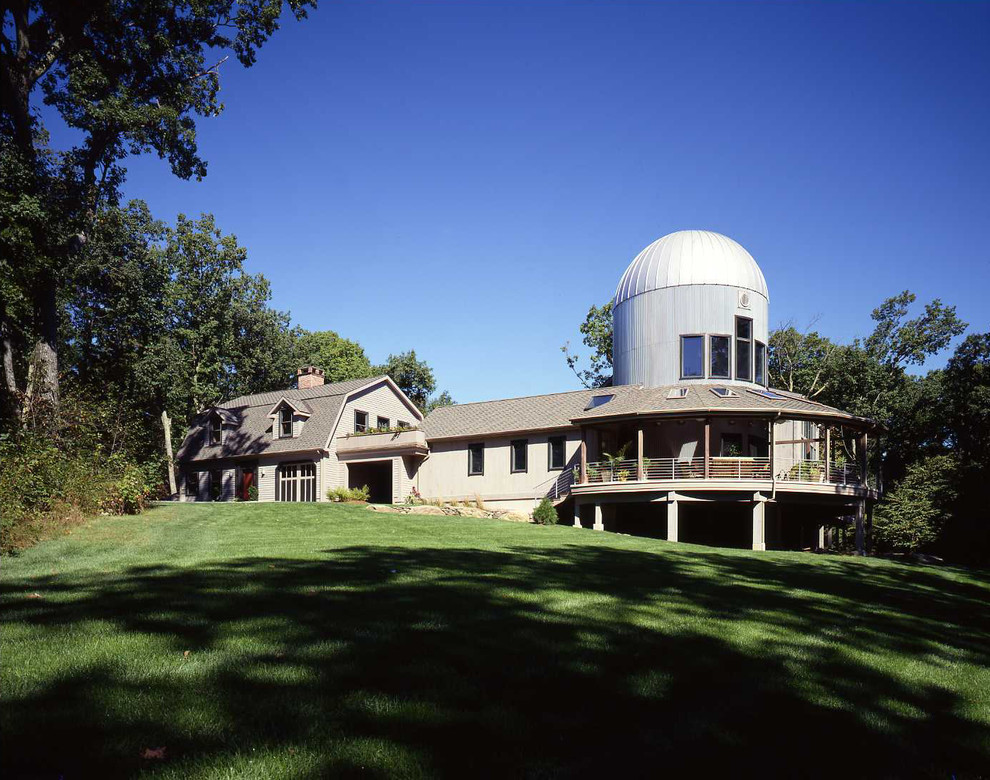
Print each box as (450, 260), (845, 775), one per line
(2, 503), (988, 779)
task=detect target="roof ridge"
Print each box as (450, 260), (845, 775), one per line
(222, 374), (387, 409)
(428, 385), (632, 411)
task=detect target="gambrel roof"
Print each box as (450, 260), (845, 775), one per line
(177, 375), (418, 463)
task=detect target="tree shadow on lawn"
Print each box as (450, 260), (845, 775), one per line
(2, 544), (989, 778)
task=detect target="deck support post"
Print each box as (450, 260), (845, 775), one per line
(817, 524), (826, 551)
(666, 494), (678, 542)
(752, 497), (766, 551)
(859, 432), (868, 486)
(573, 500), (582, 528)
(637, 427), (645, 481)
(855, 500), (866, 555)
(824, 426), (831, 483)
(704, 418), (711, 479)
(579, 432), (588, 484)
(592, 502), (604, 532)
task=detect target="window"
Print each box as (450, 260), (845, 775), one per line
(681, 335), (704, 378)
(720, 433), (743, 457)
(276, 462), (317, 502)
(710, 387), (739, 398)
(548, 436), (566, 470)
(584, 394), (615, 411)
(710, 335), (731, 379)
(280, 407), (293, 438)
(749, 388), (785, 401)
(209, 469), (223, 501)
(468, 443), (484, 475)
(209, 414), (222, 445)
(511, 440), (528, 473)
(354, 410), (368, 433)
(397, 420), (410, 430)
(749, 435), (769, 457)
(755, 341), (767, 386)
(735, 317), (753, 381)
(666, 387), (688, 399)
(377, 416), (390, 430)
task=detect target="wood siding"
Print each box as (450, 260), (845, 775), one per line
(417, 431), (581, 505)
(326, 380), (423, 501)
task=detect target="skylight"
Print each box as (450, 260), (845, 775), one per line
(584, 394), (615, 411)
(749, 388), (786, 401)
(710, 387), (739, 399)
(666, 388), (689, 399)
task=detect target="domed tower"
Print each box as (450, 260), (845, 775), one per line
(612, 230), (770, 388)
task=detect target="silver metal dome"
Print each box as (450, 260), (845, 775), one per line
(614, 230), (769, 307)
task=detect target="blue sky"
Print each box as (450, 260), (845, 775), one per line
(63, 1), (990, 402)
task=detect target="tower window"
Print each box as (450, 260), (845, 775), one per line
(710, 335), (730, 379)
(735, 317), (753, 381)
(755, 341), (766, 386)
(680, 335), (704, 378)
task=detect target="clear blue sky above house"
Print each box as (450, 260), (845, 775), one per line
(56, 1), (990, 402)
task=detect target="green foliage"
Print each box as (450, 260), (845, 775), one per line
(327, 485), (371, 503)
(873, 456), (958, 553)
(425, 390), (456, 414)
(1, 0), (316, 421)
(293, 330), (374, 385)
(562, 301), (613, 388)
(247, 485), (259, 502)
(0, 429), (155, 554)
(375, 350), (436, 410)
(532, 498), (558, 525)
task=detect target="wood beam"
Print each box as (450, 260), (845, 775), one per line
(579, 434), (588, 484)
(824, 426), (831, 483)
(636, 426), (644, 480)
(704, 417), (711, 480)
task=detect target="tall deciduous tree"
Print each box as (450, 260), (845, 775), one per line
(0, 0), (314, 421)
(292, 330), (373, 385)
(375, 350), (436, 411)
(561, 302), (613, 388)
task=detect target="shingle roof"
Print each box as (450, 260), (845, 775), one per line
(421, 383), (873, 441)
(177, 376), (387, 463)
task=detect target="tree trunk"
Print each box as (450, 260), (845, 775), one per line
(0, 301), (21, 418)
(161, 409), (177, 497)
(21, 277), (59, 424)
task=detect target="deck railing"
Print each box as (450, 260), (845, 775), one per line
(577, 456), (865, 487)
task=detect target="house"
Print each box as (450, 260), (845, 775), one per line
(177, 229), (878, 552)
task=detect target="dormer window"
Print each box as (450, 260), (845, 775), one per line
(280, 407), (293, 438)
(209, 414), (222, 445)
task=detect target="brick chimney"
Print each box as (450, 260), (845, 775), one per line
(296, 366), (325, 390)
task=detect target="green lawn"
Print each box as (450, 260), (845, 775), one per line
(2, 503), (989, 779)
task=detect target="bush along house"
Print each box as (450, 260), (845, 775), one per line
(177, 230), (879, 552)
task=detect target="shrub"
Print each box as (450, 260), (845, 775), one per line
(326, 485), (371, 502)
(873, 455), (957, 553)
(247, 485), (259, 501)
(533, 498), (558, 526)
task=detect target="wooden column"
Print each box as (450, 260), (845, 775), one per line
(636, 426), (645, 481)
(666, 494), (679, 542)
(824, 426), (831, 483)
(579, 431), (588, 484)
(704, 417), (711, 479)
(858, 432), (868, 485)
(855, 500), (866, 555)
(768, 417), (775, 481)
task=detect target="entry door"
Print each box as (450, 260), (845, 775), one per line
(240, 468), (255, 500)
